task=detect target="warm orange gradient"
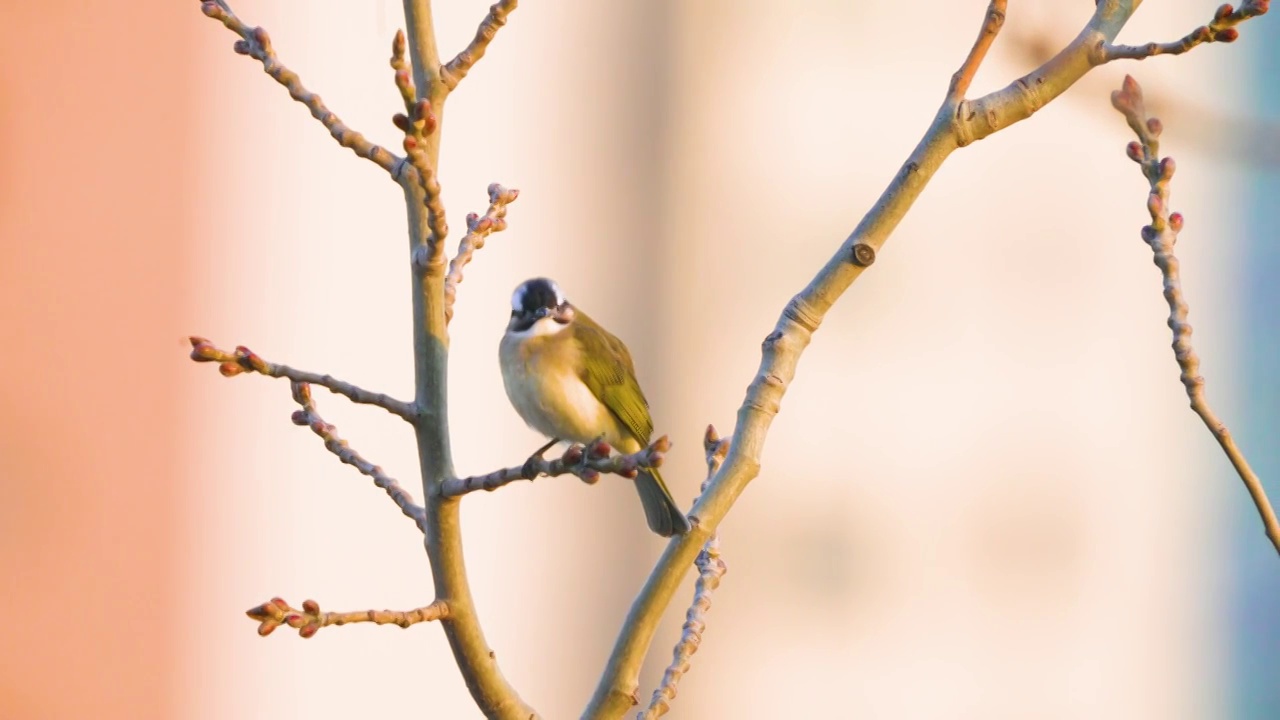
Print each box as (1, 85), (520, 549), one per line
(0, 1), (192, 718)
(1, 1), (1261, 718)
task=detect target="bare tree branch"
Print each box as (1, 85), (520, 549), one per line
(398, 0), (538, 716)
(188, 337), (415, 421)
(1111, 75), (1280, 556)
(290, 382), (427, 532)
(199, 1), (401, 175)
(445, 183), (521, 323)
(948, 0), (1008, 101)
(247, 596), (448, 638)
(1100, 0), (1269, 62)
(585, 3), (1195, 717)
(639, 426), (730, 720)
(441, 0), (520, 91)
(440, 437), (671, 498)
(390, 33), (449, 263)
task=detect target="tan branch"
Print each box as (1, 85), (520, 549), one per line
(440, 437), (670, 498)
(390, 32), (449, 265)
(1111, 75), (1280, 555)
(399, 0), (537, 716)
(639, 427), (730, 720)
(199, 1), (400, 175)
(1101, 1), (1268, 62)
(188, 337), (415, 421)
(948, 0), (1008, 100)
(585, 3), (1171, 717)
(247, 596), (448, 638)
(290, 381), (428, 532)
(440, 0), (520, 91)
(445, 183), (520, 323)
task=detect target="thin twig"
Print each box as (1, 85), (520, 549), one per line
(290, 381), (427, 532)
(247, 596), (448, 638)
(1100, 1), (1269, 62)
(199, 1), (401, 175)
(948, 0), (1008, 100)
(440, 0), (520, 91)
(1111, 75), (1280, 556)
(639, 426), (730, 720)
(188, 337), (415, 421)
(444, 183), (520, 323)
(440, 437), (671, 498)
(390, 31), (449, 263)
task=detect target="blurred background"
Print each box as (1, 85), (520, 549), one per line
(2, 0), (1277, 718)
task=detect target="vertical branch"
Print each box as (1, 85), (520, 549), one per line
(398, 1), (536, 717)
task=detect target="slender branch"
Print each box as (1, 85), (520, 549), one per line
(399, 0), (537, 717)
(247, 596), (448, 638)
(639, 427), (730, 720)
(445, 183), (521, 323)
(948, 0), (1008, 101)
(188, 337), (415, 421)
(1101, 0), (1269, 62)
(440, 437), (670, 498)
(1111, 76), (1280, 556)
(390, 33), (449, 261)
(290, 382), (427, 532)
(198, 1), (401, 175)
(584, 3), (1160, 717)
(440, 0), (520, 91)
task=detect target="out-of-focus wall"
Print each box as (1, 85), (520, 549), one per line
(2, 1), (1271, 718)
(0, 2), (192, 718)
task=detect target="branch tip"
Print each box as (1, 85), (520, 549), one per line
(199, 0), (400, 175)
(948, 0), (1008, 101)
(248, 596), (447, 638)
(1100, 0), (1269, 62)
(444, 183), (521, 322)
(1113, 76), (1280, 556)
(441, 0), (520, 91)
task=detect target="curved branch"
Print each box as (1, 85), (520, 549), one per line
(1111, 76), (1280, 555)
(584, 3), (1156, 717)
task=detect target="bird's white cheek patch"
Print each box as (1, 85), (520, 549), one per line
(508, 317), (568, 339)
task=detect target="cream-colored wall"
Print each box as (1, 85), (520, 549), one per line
(0, 1), (1252, 718)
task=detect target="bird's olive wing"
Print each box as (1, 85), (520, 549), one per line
(575, 314), (654, 443)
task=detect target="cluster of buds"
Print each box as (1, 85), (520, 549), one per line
(246, 597), (325, 638)
(188, 336), (269, 377)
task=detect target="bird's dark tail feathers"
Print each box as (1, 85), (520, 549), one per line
(634, 467), (692, 537)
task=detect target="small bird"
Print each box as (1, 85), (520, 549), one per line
(499, 277), (691, 537)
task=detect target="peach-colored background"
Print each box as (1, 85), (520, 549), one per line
(1, 1), (1266, 718)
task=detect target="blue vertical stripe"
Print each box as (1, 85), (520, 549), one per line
(1233, 18), (1280, 719)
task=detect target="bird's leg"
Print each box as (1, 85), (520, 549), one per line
(521, 438), (561, 478)
(531, 437), (561, 459)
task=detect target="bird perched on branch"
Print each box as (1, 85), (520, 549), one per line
(499, 277), (691, 537)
